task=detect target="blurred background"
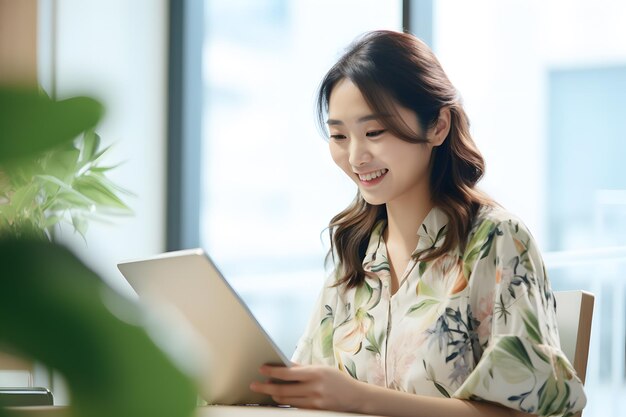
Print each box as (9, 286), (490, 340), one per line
(1, 1), (625, 415)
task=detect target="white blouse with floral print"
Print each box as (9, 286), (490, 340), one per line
(293, 206), (586, 416)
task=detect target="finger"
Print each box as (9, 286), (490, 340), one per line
(250, 380), (316, 398)
(260, 365), (314, 382)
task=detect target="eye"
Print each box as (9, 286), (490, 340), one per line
(366, 129), (386, 138)
(330, 134), (347, 141)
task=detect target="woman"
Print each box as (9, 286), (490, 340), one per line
(250, 30), (586, 417)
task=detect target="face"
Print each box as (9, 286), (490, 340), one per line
(327, 79), (437, 207)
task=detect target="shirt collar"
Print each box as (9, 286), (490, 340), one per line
(362, 206), (450, 267)
(413, 206), (449, 256)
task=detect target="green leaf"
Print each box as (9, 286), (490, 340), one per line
(354, 281), (373, 307)
(537, 378), (571, 415)
(433, 381), (451, 398)
(0, 87), (104, 162)
(37, 175), (95, 207)
(344, 358), (358, 379)
(10, 184), (39, 213)
(47, 147), (80, 182)
(370, 261), (390, 273)
(497, 336), (535, 372)
(463, 220), (497, 268)
(73, 175), (130, 210)
(91, 144), (113, 164)
(44, 215), (62, 229)
(81, 130), (101, 164)
(86, 170), (134, 196)
(473, 220), (497, 244)
(37, 173), (73, 189)
(90, 163), (122, 173)
(531, 344), (550, 364)
(71, 214), (89, 239)
(40, 176), (62, 197)
(58, 192), (96, 209)
(418, 261), (428, 276)
(521, 309), (543, 344)
(320, 316), (335, 358)
(0, 238), (197, 417)
(407, 298), (439, 316)
(463, 246), (484, 280)
(464, 246), (483, 264)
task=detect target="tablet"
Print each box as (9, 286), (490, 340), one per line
(117, 248), (292, 405)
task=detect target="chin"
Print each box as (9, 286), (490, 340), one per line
(360, 194), (387, 206)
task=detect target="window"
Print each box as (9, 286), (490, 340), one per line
(433, 1), (626, 415)
(201, 0), (403, 356)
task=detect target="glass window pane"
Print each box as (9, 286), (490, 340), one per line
(433, 1), (626, 416)
(201, 1), (402, 356)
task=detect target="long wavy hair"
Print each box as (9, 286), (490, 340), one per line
(318, 30), (493, 288)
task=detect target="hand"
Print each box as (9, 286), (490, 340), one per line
(250, 364), (367, 412)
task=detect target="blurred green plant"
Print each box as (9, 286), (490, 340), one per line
(0, 88), (132, 241)
(0, 86), (197, 417)
(0, 239), (198, 417)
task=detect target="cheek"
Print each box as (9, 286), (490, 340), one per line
(329, 142), (349, 170)
(396, 143), (432, 164)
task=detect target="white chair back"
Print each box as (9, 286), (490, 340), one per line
(554, 290), (594, 384)
(554, 290), (594, 417)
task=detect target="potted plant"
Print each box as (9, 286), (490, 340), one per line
(0, 90), (132, 241)
(0, 86), (197, 417)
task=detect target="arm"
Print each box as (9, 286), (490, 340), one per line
(251, 365), (532, 417)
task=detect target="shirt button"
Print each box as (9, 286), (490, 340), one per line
(383, 281), (389, 288)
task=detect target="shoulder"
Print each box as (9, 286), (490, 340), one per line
(470, 205), (535, 242)
(462, 206), (550, 313)
(470, 205), (547, 284)
(472, 204), (525, 228)
(463, 205), (542, 271)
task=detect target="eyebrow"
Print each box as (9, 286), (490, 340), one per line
(326, 114), (387, 126)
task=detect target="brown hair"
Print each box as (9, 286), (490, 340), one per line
(317, 30), (492, 288)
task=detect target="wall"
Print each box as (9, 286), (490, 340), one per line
(0, 0), (37, 85)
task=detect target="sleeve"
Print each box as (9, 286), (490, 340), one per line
(452, 218), (587, 417)
(291, 272), (340, 367)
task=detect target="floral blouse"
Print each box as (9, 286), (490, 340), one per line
(293, 206), (586, 416)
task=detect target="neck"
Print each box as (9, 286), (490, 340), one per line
(384, 189), (433, 253)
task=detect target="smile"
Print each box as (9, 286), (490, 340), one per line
(357, 168), (388, 182)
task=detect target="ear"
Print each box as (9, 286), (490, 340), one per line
(429, 107), (451, 147)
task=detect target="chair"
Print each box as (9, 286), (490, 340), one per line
(554, 290), (594, 417)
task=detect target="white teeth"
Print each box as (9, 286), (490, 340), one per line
(358, 168), (388, 181)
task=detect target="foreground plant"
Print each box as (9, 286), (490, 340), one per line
(0, 87), (131, 241)
(0, 85), (198, 417)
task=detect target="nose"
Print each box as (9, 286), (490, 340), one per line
(348, 137), (372, 168)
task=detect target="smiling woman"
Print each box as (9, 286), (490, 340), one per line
(250, 30), (587, 417)
(327, 78), (439, 209)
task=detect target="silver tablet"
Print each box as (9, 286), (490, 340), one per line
(118, 248), (292, 405)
